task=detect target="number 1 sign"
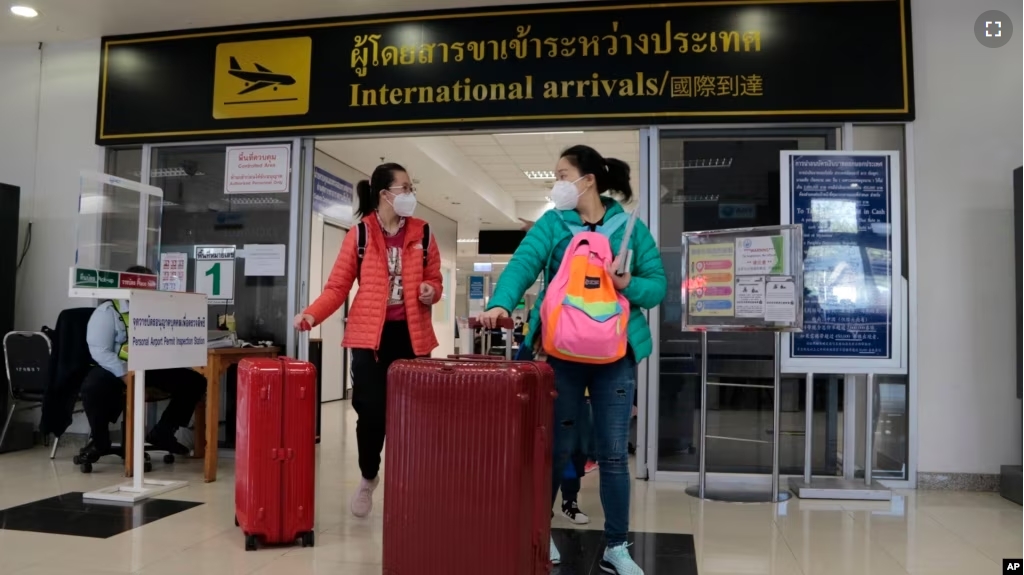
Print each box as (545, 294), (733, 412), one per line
(195, 245), (236, 305)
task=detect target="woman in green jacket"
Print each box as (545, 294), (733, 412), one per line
(480, 145), (666, 575)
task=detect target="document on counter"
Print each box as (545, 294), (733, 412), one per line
(242, 244), (286, 277)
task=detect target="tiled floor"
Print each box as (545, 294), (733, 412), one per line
(0, 401), (1019, 574)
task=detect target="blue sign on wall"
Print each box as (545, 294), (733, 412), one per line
(313, 167), (354, 221)
(469, 276), (485, 300)
(789, 154), (893, 359)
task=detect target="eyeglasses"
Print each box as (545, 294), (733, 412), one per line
(388, 185), (417, 195)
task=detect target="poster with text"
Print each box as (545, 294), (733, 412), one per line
(224, 145), (290, 194)
(159, 252), (188, 292)
(127, 291), (208, 371)
(736, 236), (785, 275)
(781, 151), (904, 374)
(688, 243), (735, 317)
(195, 245), (236, 305)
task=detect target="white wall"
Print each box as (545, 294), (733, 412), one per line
(6, 40), (103, 333)
(912, 0), (1023, 474)
(0, 44), (41, 314)
(0, 40), (102, 433)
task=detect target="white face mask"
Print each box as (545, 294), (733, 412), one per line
(549, 176), (586, 210)
(388, 192), (418, 218)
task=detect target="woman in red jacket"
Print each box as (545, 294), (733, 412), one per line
(294, 162), (442, 518)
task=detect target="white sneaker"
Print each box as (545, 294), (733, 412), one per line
(550, 535), (561, 565)
(600, 542), (643, 574)
(350, 476), (379, 518)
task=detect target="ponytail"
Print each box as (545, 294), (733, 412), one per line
(354, 162), (407, 218)
(560, 145), (633, 203)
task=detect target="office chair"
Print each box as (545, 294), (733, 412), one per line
(1, 331), (53, 453)
(72, 385), (178, 474)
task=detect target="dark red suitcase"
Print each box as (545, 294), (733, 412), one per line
(383, 320), (555, 575)
(235, 357), (317, 551)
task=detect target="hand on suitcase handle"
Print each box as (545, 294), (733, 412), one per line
(470, 316), (515, 330)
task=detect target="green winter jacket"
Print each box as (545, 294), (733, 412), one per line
(487, 197), (666, 361)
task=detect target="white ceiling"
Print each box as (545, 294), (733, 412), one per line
(316, 129), (640, 286)
(449, 131), (641, 202)
(0, 0), (585, 44)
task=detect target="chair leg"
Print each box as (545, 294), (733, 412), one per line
(0, 400), (16, 451)
(50, 435), (60, 459)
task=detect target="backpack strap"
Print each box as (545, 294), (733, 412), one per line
(422, 223), (430, 270)
(357, 221), (430, 277)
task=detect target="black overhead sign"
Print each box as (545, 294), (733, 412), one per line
(96, 0), (914, 144)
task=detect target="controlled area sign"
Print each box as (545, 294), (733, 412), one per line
(96, 0), (913, 144)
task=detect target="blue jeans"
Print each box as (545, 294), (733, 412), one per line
(560, 400), (593, 503)
(548, 356), (636, 545)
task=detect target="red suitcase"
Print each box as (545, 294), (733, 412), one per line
(235, 356), (317, 551)
(383, 319), (555, 575)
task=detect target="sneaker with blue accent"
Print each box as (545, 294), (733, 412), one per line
(550, 535), (561, 565)
(600, 542), (643, 575)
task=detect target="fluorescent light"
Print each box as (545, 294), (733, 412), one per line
(130, 167), (207, 179)
(10, 6), (38, 17)
(495, 131), (583, 136)
(457, 238), (479, 243)
(474, 263), (492, 272)
(524, 170), (555, 180)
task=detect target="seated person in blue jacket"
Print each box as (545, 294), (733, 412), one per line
(78, 266), (206, 464)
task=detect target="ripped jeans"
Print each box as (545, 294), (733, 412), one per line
(548, 355), (636, 545)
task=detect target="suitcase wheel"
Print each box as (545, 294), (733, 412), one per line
(163, 454), (175, 464)
(79, 462), (92, 474)
(234, 515), (239, 527)
(301, 531), (315, 548)
(245, 534), (258, 551)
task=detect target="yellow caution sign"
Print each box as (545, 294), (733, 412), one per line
(212, 37), (312, 120)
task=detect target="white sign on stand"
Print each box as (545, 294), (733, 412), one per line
(126, 290), (208, 372)
(77, 288), (208, 504)
(225, 145), (290, 194)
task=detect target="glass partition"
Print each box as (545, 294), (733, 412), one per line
(655, 129), (843, 476)
(150, 144), (293, 348)
(74, 170), (163, 278)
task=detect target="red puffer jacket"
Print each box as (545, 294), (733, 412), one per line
(304, 215), (442, 357)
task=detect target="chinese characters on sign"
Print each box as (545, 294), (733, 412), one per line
(670, 75), (763, 98)
(789, 154), (893, 359)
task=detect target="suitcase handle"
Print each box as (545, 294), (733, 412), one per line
(446, 354), (505, 361)
(468, 318), (516, 360)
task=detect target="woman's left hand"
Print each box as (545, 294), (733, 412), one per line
(418, 282), (435, 305)
(607, 257), (631, 291)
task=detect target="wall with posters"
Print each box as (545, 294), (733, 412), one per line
(911, 0), (1023, 476)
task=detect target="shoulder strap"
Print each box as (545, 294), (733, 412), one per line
(422, 223), (430, 269)
(599, 212), (630, 237)
(356, 222), (367, 277)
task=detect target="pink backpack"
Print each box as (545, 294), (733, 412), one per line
(540, 226), (630, 365)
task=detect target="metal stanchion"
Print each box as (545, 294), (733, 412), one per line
(771, 333), (781, 502)
(686, 330), (790, 503)
(804, 372), (814, 485)
(698, 330), (708, 499)
(789, 371), (890, 500)
(865, 373), (874, 486)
